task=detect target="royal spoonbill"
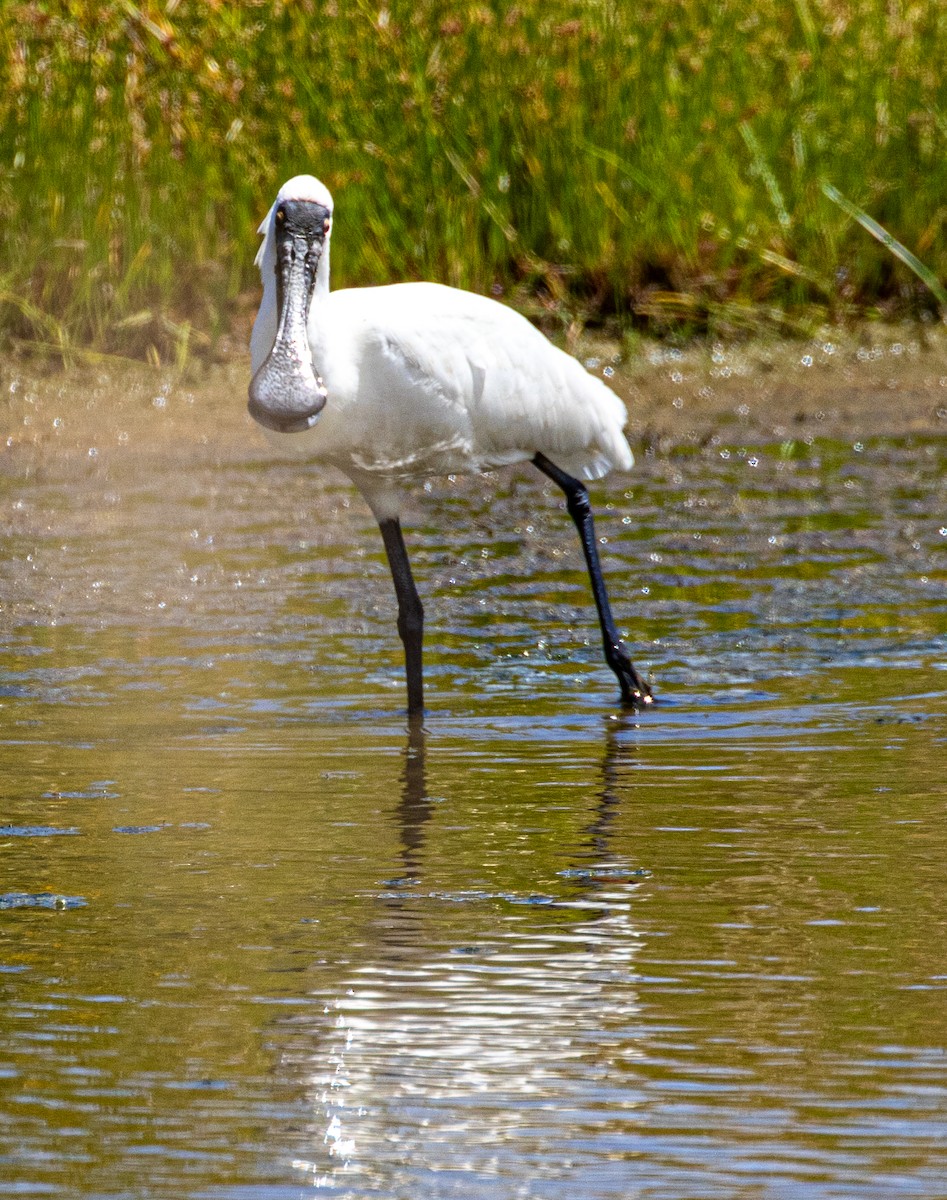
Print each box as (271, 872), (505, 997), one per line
(248, 175), (652, 715)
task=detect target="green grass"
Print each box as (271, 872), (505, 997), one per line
(2, 0), (947, 360)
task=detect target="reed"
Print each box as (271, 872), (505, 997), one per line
(2, 0), (946, 360)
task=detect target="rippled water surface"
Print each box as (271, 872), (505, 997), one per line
(2, 346), (946, 1198)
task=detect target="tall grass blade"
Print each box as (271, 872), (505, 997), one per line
(791, 0), (818, 53)
(582, 142), (656, 194)
(758, 249), (833, 295)
(821, 182), (947, 313)
(740, 123), (791, 231)
(443, 149), (518, 244)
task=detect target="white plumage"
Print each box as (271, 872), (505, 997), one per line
(247, 174), (651, 713)
(250, 176), (632, 519)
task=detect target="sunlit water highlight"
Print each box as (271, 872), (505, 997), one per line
(1, 350), (946, 1198)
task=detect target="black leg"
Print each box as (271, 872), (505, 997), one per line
(533, 452), (652, 707)
(379, 517), (425, 715)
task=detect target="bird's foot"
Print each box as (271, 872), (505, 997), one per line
(608, 647), (654, 710)
(620, 682), (654, 711)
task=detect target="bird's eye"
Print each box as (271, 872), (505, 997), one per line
(323, 218), (330, 234)
(276, 208), (285, 223)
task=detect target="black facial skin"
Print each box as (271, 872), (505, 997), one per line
(248, 199), (331, 433)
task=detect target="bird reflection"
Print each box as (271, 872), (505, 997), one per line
(578, 712), (642, 868)
(369, 719), (434, 956)
(393, 717), (431, 883)
(283, 716), (648, 1187)
(389, 711), (645, 890)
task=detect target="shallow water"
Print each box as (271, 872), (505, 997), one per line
(1, 345), (946, 1198)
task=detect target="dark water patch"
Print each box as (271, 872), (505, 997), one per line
(0, 893), (86, 910)
(0, 825), (80, 838)
(41, 785), (119, 800)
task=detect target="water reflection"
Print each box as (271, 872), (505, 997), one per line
(578, 714), (639, 865)
(391, 713), (643, 880)
(392, 719), (432, 884)
(279, 721), (648, 1191)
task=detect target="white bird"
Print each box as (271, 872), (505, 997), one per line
(248, 174), (652, 715)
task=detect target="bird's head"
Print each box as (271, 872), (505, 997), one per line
(248, 175), (333, 434)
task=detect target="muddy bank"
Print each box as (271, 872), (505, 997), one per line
(622, 330), (947, 447)
(2, 328), (947, 481)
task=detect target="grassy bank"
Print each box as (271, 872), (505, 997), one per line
(2, 1), (947, 361)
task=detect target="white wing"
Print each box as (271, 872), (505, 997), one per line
(316, 283), (632, 481)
